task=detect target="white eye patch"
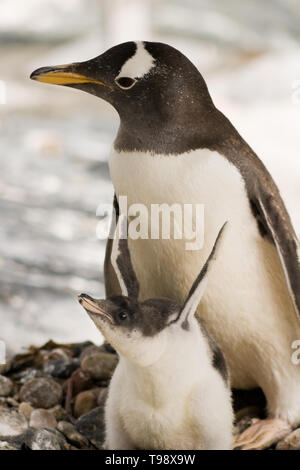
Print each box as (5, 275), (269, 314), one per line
(116, 41), (155, 83)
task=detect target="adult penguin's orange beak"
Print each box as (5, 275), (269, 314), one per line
(30, 63), (111, 89)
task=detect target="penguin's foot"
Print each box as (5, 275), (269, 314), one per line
(234, 418), (291, 450)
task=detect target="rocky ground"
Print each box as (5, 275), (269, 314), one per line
(0, 340), (116, 450)
(0, 339), (299, 451)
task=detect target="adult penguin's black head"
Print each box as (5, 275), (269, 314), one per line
(31, 41), (221, 153)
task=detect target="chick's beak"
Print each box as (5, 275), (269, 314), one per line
(30, 63), (110, 88)
(78, 294), (113, 323)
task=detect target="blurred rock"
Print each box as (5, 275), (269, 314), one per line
(75, 405), (105, 450)
(0, 441), (19, 450)
(19, 402), (34, 420)
(71, 341), (94, 358)
(48, 405), (69, 422)
(81, 352), (118, 380)
(25, 427), (68, 450)
(0, 376), (13, 397)
(57, 421), (89, 449)
(17, 368), (48, 384)
(0, 408), (28, 437)
(74, 390), (97, 418)
(63, 368), (93, 396)
(42, 347), (73, 362)
(20, 378), (63, 409)
(6, 397), (19, 408)
(43, 358), (80, 379)
(29, 409), (57, 429)
(79, 345), (105, 363)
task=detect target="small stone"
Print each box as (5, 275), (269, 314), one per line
(6, 397), (19, 408)
(29, 409), (57, 429)
(0, 408), (28, 437)
(72, 341), (94, 358)
(74, 390), (97, 418)
(81, 353), (118, 380)
(79, 345), (104, 363)
(76, 405), (105, 450)
(276, 428), (300, 450)
(234, 406), (261, 435)
(44, 348), (72, 361)
(97, 388), (108, 407)
(17, 368), (47, 384)
(63, 368), (93, 396)
(0, 441), (19, 450)
(0, 375), (13, 397)
(19, 402), (34, 420)
(25, 427), (68, 450)
(43, 358), (80, 379)
(20, 378), (63, 409)
(57, 421), (89, 448)
(234, 415), (255, 435)
(0, 397), (6, 406)
(49, 405), (69, 422)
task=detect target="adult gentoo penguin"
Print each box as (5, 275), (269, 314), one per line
(31, 41), (300, 449)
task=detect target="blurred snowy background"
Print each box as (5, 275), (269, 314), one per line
(0, 0), (299, 354)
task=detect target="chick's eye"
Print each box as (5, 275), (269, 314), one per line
(118, 312), (128, 321)
(115, 77), (136, 89)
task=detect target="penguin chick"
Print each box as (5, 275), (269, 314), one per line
(79, 216), (233, 450)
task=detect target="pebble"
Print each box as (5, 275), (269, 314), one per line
(0, 408), (28, 437)
(0, 441), (19, 450)
(19, 378), (63, 409)
(0, 375), (13, 397)
(234, 415), (255, 436)
(63, 368), (93, 396)
(29, 409), (57, 429)
(17, 368), (47, 384)
(25, 428), (68, 450)
(49, 405), (69, 422)
(234, 406), (261, 435)
(19, 402), (34, 420)
(43, 358), (80, 379)
(71, 341), (94, 358)
(74, 390), (97, 418)
(57, 421), (89, 448)
(79, 345), (104, 363)
(81, 352), (118, 380)
(42, 347), (73, 362)
(76, 405), (105, 450)
(7, 397), (19, 407)
(276, 428), (300, 450)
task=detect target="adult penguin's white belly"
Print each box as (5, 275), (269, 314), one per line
(109, 148), (298, 390)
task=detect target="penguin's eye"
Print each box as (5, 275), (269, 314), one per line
(115, 77), (136, 90)
(118, 312), (128, 321)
